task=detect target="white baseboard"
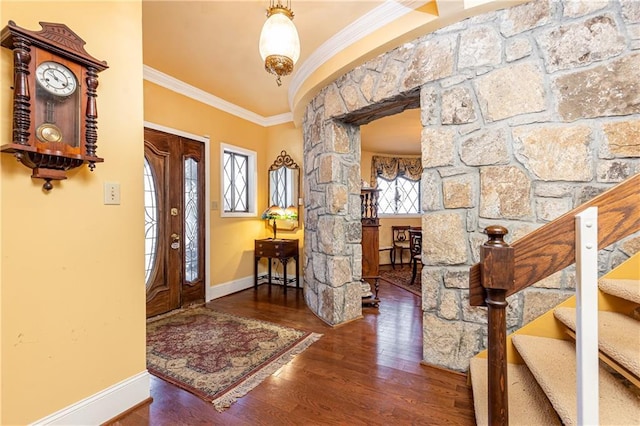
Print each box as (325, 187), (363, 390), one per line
(31, 371), (151, 425)
(207, 274), (255, 300)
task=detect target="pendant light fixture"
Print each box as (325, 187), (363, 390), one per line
(259, 0), (300, 86)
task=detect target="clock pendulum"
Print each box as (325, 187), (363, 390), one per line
(36, 98), (64, 144)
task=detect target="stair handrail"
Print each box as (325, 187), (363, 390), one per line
(470, 173), (640, 306)
(469, 173), (640, 425)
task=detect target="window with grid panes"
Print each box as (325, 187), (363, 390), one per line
(376, 175), (421, 215)
(223, 150), (249, 212)
(221, 144), (256, 217)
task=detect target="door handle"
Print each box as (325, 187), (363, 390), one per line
(170, 233), (180, 250)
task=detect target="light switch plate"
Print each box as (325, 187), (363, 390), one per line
(104, 182), (121, 205)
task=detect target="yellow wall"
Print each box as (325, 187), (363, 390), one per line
(361, 150), (375, 186)
(144, 81), (280, 285)
(1, 2), (144, 424)
(1, 5), (4, 422)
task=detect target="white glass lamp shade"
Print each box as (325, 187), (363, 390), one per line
(259, 12), (300, 65)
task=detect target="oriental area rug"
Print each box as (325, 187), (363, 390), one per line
(146, 306), (322, 412)
(379, 265), (422, 296)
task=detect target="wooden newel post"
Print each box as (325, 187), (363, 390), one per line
(481, 225), (514, 426)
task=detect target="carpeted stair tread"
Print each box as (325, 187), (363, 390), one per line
(599, 278), (640, 304)
(469, 357), (561, 426)
(554, 307), (640, 379)
(512, 334), (640, 425)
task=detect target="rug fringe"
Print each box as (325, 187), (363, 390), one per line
(212, 332), (323, 412)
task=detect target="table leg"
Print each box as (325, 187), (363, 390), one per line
(295, 255), (300, 289)
(391, 248), (396, 269)
(268, 259), (272, 288)
(254, 256), (258, 289)
(411, 258), (418, 284)
(282, 258), (288, 294)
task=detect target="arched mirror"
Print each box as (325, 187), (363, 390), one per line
(267, 150), (300, 231)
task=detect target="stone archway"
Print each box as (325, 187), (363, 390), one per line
(301, 15), (477, 357)
(302, 0), (640, 371)
(301, 88), (421, 326)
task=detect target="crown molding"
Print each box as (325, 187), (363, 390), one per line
(263, 112), (294, 127)
(144, 1), (426, 128)
(288, 0), (424, 110)
(143, 65), (292, 127)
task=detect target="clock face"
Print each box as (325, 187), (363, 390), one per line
(36, 61), (77, 96)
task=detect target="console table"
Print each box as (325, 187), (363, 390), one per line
(254, 238), (299, 293)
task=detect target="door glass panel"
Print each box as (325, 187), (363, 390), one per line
(144, 158), (159, 289)
(184, 157), (199, 282)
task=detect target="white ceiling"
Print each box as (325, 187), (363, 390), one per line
(141, 1), (495, 155)
(142, 1), (393, 117)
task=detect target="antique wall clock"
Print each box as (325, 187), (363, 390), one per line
(1, 21), (108, 190)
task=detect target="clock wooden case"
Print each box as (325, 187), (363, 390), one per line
(1, 21), (108, 190)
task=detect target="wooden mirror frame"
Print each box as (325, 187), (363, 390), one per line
(268, 150), (300, 231)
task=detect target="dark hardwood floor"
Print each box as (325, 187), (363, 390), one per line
(111, 277), (476, 425)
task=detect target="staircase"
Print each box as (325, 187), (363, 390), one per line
(470, 253), (640, 425)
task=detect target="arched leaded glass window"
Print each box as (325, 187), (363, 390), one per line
(144, 157), (158, 288)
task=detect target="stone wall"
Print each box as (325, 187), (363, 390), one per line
(302, 0), (640, 370)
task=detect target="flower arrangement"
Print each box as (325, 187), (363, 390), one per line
(261, 205), (298, 220)
(261, 205), (298, 239)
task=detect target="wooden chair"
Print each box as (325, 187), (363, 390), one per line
(409, 227), (422, 285)
(391, 225), (411, 269)
(379, 245), (393, 265)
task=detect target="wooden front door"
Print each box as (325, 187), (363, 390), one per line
(144, 128), (206, 318)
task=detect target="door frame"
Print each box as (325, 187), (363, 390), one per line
(144, 121), (212, 301)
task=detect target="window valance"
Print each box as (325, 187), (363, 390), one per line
(370, 155), (422, 184)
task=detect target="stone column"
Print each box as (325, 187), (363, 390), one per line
(302, 102), (363, 325)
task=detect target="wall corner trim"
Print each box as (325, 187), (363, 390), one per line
(207, 275), (256, 301)
(30, 371), (151, 426)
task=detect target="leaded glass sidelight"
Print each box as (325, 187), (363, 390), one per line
(144, 158), (158, 288)
(184, 157), (199, 282)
